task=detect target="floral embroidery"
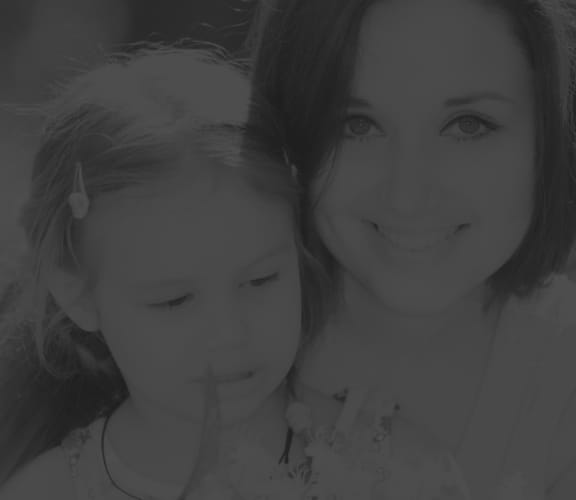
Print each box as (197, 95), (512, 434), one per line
(494, 473), (532, 500)
(285, 388), (476, 500)
(62, 427), (92, 479)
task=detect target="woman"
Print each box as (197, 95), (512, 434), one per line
(248, 0), (576, 497)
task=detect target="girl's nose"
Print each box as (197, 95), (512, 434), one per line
(203, 302), (250, 351)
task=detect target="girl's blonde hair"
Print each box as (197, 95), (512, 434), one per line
(0, 44), (331, 486)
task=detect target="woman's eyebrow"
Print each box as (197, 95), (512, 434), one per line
(444, 91), (515, 108)
(347, 96), (373, 109)
(348, 92), (515, 110)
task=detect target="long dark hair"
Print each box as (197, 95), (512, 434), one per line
(247, 0), (576, 309)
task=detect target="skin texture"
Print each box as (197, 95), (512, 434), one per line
(77, 162), (301, 482)
(293, 0), (551, 495)
(313, 0), (535, 316)
(0, 161), (303, 497)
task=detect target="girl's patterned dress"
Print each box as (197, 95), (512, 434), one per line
(60, 418), (306, 500)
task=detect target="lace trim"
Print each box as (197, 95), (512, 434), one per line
(61, 425), (96, 500)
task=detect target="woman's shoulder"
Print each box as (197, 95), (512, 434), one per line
(501, 274), (576, 406)
(500, 275), (576, 490)
(0, 446), (78, 500)
(500, 274), (576, 370)
(514, 274), (576, 329)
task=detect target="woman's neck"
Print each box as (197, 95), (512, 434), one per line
(106, 388), (288, 484)
(337, 273), (488, 353)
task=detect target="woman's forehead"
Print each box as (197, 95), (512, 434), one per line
(352, 0), (532, 108)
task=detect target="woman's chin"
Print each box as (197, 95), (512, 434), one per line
(370, 279), (477, 316)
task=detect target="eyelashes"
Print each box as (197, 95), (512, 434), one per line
(442, 114), (500, 142)
(342, 112), (500, 143)
(243, 272), (280, 288)
(151, 294), (194, 310)
(342, 115), (383, 143)
(149, 273), (281, 311)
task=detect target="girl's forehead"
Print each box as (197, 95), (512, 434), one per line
(80, 170), (293, 282)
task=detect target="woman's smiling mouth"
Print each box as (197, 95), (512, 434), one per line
(368, 221), (470, 254)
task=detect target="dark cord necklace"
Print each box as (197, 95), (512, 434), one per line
(101, 413), (150, 500)
(100, 413), (294, 500)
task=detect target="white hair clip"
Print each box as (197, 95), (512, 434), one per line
(68, 162), (90, 220)
(283, 149), (299, 182)
(291, 163), (299, 181)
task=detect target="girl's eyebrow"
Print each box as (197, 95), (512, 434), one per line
(128, 242), (293, 288)
(242, 241), (294, 269)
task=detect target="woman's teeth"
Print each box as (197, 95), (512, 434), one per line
(373, 223), (467, 252)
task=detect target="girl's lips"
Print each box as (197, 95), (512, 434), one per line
(213, 371), (255, 384)
(188, 370), (256, 384)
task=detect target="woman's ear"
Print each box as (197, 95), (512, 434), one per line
(46, 268), (100, 332)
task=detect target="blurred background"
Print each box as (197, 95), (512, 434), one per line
(0, 1), (574, 287)
(0, 0), (256, 285)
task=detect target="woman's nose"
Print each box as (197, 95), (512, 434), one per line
(378, 147), (434, 215)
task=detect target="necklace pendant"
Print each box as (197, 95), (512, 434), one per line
(314, 425), (332, 445)
(376, 416), (393, 435)
(332, 388), (349, 403)
(330, 430), (348, 453)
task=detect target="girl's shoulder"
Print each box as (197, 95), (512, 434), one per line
(0, 446), (78, 500)
(0, 418), (105, 500)
(60, 419), (104, 499)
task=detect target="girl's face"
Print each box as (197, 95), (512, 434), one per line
(313, 0), (535, 314)
(83, 160), (301, 423)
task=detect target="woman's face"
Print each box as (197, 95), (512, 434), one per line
(313, 0), (535, 314)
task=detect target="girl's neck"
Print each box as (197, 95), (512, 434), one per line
(106, 388), (288, 484)
(337, 273), (489, 352)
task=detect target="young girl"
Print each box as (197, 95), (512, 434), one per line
(0, 46), (321, 500)
(249, 0), (576, 498)
(0, 45), (475, 500)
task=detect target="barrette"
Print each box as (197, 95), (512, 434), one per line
(283, 149), (299, 182)
(68, 162), (90, 220)
(291, 163), (299, 181)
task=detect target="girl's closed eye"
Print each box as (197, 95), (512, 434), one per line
(343, 114), (385, 142)
(242, 272), (280, 289)
(149, 293), (194, 310)
(442, 114), (500, 143)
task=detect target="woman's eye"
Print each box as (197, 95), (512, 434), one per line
(150, 294), (194, 310)
(343, 115), (382, 141)
(244, 272), (280, 288)
(442, 115), (499, 142)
